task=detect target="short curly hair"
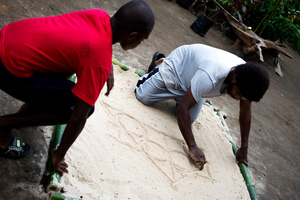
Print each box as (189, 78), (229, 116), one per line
(112, 0), (155, 34)
(234, 62), (270, 102)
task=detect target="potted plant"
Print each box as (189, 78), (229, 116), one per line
(190, 0), (223, 37)
(176, 0), (196, 9)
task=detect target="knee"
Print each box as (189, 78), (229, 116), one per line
(190, 114), (198, 124)
(189, 100), (203, 123)
(135, 90), (153, 106)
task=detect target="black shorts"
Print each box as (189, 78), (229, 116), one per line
(0, 58), (94, 116)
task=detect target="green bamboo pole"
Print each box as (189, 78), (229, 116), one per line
(203, 102), (259, 200)
(47, 191), (82, 200)
(112, 58), (144, 77)
(112, 58), (129, 71)
(230, 141), (259, 200)
(134, 70), (144, 77)
(46, 75), (76, 193)
(46, 119), (67, 192)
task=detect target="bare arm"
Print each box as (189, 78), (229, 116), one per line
(236, 99), (252, 166)
(52, 98), (92, 175)
(176, 87), (207, 170)
(105, 64), (115, 96)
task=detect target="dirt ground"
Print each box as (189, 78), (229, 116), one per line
(0, 0), (299, 199)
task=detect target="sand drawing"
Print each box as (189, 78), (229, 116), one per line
(60, 68), (249, 199)
(100, 90), (217, 187)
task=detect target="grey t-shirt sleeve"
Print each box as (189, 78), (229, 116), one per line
(190, 69), (214, 102)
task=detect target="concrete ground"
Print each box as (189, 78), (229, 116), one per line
(0, 0), (299, 199)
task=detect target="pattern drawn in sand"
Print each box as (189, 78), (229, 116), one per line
(101, 100), (215, 187)
(61, 69), (249, 199)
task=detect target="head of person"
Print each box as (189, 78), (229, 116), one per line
(228, 62), (270, 102)
(111, 0), (155, 50)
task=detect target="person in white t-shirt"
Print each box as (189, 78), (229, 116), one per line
(135, 44), (270, 170)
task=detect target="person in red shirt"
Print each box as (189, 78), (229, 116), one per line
(0, 0), (155, 175)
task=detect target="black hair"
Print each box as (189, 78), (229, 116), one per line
(112, 0), (155, 34)
(234, 62), (270, 102)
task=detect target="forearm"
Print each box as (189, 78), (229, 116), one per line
(176, 106), (197, 148)
(105, 64), (115, 96)
(55, 99), (92, 160)
(239, 100), (252, 149)
(109, 64), (114, 80)
(55, 116), (87, 159)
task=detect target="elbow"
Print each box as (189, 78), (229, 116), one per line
(176, 103), (189, 120)
(69, 115), (87, 130)
(176, 103), (182, 118)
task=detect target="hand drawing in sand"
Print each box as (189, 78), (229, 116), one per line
(101, 101), (213, 185)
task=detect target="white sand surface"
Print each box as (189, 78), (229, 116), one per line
(61, 66), (249, 199)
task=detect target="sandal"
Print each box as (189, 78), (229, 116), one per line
(0, 136), (30, 159)
(147, 52), (165, 73)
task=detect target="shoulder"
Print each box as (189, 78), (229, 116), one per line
(85, 9), (109, 17)
(66, 9), (109, 21)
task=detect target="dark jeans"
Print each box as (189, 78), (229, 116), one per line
(0, 58), (94, 116)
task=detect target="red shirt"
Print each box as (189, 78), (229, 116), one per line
(0, 9), (113, 106)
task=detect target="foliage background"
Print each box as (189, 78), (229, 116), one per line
(220, 0), (300, 52)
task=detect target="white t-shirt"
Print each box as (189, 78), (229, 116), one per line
(159, 44), (246, 102)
